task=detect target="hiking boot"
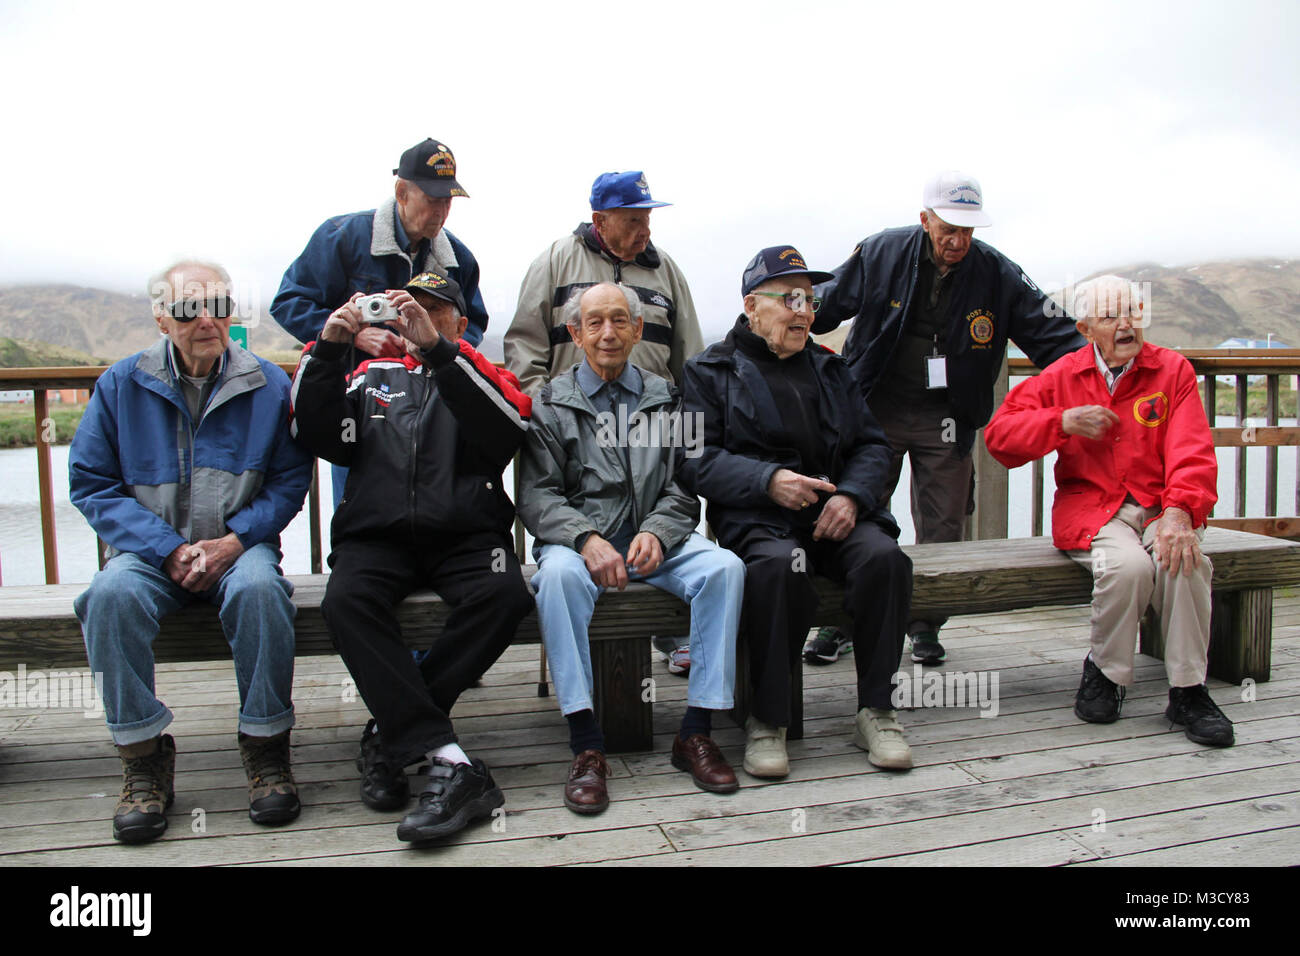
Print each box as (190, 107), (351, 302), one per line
(910, 630), (947, 665)
(1166, 685), (1235, 747)
(356, 719), (411, 811)
(853, 707), (913, 770)
(804, 626), (853, 665)
(238, 730), (300, 825)
(397, 758), (505, 843)
(1074, 655), (1125, 723)
(113, 734), (176, 844)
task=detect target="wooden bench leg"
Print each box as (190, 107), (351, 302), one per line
(592, 637), (652, 753)
(1141, 589), (1273, 685)
(1209, 587), (1273, 684)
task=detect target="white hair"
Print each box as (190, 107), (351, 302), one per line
(148, 259), (232, 315)
(1072, 274), (1144, 323)
(562, 282), (643, 329)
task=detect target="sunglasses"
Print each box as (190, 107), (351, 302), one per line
(168, 296), (236, 322)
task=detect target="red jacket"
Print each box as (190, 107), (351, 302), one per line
(984, 342), (1217, 550)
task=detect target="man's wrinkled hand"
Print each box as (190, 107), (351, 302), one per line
(1062, 405), (1120, 440)
(354, 325), (404, 357)
(320, 293), (365, 344)
(812, 493), (858, 541)
(581, 534), (629, 590)
(768, 468), (836, 511)
(1153, 506), (1201, 577)
(178, 533), (245, 592)
(626, 532), (664, 577)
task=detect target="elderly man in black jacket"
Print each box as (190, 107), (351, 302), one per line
(679, 246), (913, 778)
(812, 171), (1083, 665)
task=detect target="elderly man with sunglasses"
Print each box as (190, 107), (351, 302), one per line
(70, 259), (313, 844)
(678, 246), (913, 778)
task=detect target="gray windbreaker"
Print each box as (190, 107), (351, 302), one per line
(518, 363), (698, 555)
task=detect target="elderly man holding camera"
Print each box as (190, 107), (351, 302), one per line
(290, 268), (534, 843)
(71, 259), (313, 844)
(518, 282), (744, 813)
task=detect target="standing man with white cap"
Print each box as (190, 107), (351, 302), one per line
(811, 171), (1083, 665)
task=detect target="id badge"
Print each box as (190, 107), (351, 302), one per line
(925, 354), (948, 389)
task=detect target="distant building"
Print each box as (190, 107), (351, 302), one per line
(1214, 337), (1292, 386)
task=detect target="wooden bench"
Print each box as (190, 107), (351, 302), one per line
(2, 529), (1295, 752)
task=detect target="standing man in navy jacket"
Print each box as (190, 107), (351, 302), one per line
(813, 171), (1082, 665)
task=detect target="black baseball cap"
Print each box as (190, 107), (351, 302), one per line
(405, 269), (467, 315)
(741, 245), (834, 295)
(393, 139), (469, 199)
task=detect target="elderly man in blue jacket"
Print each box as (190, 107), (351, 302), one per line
(70, 260), (313, 845)
(812, 171), (1083, 665)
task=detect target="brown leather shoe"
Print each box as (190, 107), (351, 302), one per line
(563, 749), (610, 815)
(671, 734), (739, 793)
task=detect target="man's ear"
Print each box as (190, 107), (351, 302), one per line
(742, 293), (756, 320)
(1075, 319), (1092, 342)
(630, 316), (643, 346)
(567, 323), (584, 348)
(455, 315), (468, 339)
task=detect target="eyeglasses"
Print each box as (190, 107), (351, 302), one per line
(751, 289), (821, 313)
(168, 296), (236, 322)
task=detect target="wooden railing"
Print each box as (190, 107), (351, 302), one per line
(2, 350), (1299, 585)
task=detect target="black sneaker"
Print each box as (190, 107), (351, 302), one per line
(356, 719), (411, 811)
(910, 630), (947, 665)
(1074, 656), (1125, 723)
(397, 758), (505, 843)
(804, 626), (853, 665)
(1166, 685), (1235, 747)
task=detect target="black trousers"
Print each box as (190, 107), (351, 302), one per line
(729, 521), (912, 726)
(320, 530), (534, 768)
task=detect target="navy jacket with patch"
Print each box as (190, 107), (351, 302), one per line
(813, 225), (1084, 454)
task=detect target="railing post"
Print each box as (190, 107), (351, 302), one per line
(308, 462), (322, 574)
(1236, 374), (1248, 517)
(970, 355), (1009, 540)
(1265, 374), (1278, 516)
(34, 389), (60, 584)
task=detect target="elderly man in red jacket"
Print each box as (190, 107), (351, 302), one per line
(985, 275), (1233, 747)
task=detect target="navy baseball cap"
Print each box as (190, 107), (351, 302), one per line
(741, 245), (835, 295)
(394, 139), (469, 199)
(406, 269), (467, 315)
(589, 171), (671, 211)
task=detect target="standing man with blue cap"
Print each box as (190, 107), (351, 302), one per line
(811, 171), (1082, 666)
(506, 170), (705, 677)
(505, 170), (703, 398)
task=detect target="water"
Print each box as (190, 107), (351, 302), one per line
(1, 425), (1296, 586)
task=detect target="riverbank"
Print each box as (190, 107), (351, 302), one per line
(0, 403), (84, 448)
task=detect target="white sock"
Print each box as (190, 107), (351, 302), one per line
(429, 742), (470, 766)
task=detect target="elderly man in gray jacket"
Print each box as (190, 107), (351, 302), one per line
(519, 282), (744, 815)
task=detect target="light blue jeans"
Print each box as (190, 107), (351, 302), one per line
(533, 532), (742, 716)
(74, 544), (297, 745)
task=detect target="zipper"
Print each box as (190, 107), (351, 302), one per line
(409, 366), (435, 539)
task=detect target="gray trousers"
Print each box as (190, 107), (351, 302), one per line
(871, 392), (973, 635)
(1067, 501), (1213, 687)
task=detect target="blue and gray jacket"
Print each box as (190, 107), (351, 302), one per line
(69, 338), (314, 568)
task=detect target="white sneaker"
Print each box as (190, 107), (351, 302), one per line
(853, 707), (913, 770)
(743, 716), (789, 778)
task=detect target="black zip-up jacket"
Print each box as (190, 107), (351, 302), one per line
(288, 336), (532, 551)
(677, 316), (899, 548)
(813, 225), (1084, 454)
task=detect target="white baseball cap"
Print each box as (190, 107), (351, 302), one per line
(922, 171), (993, 228)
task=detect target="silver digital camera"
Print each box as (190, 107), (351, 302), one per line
(357, 294), (398, 325)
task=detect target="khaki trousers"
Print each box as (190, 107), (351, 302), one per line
(1068, 501), (1212, 687)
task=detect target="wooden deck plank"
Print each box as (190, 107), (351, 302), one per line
(2, 594), (1297, 866)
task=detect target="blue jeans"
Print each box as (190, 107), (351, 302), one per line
(75, 544), (297, 745)
(532, 532), (742, 716)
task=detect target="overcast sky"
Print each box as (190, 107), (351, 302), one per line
(2, 0), (1297, 344)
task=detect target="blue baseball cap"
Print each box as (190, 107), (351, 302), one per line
(741, 245), (835, 296)
(589, 171), (671, 211)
